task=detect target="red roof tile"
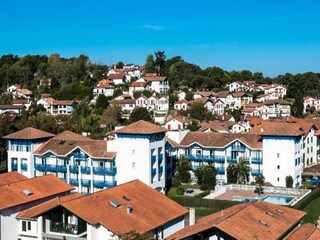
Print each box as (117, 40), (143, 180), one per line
(3, 127), (55, 140)
(114, 120), (167, 135)
(0, 172), (27, 186)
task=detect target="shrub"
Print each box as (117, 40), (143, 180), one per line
(176, 187), (185, 196)
(293, 187), (320, 210)
(286, 175), (294, 188)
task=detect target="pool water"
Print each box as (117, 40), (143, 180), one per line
(243, 194), (295, 205)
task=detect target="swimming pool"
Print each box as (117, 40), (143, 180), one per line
(243, 194), (295, 205)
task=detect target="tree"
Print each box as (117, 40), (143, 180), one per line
(292, 91), (304, 118)
(195, 165), (216, 190)
(186, 120), (199, 131)
(189, 102), (206, 121)
(175, 157), (191, 184)
(95, 94), (109, 109)
(228, 158), (251, 184)
(144, 54), (155, 73)
(285, 175), (293, 188)
(255, 175), (265, 195)
(226, 165), (238, 183)
(154, 51), (166, 76)
(102, 105), (122, 131)
(129, 107), (152, 123)
(115, 61), (124, 69)
(133, 90), (153, 99)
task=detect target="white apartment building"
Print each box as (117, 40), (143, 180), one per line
(50, 100), (79, 115)
(143, 76), (170, 94)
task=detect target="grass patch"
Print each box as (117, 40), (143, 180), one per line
(302, 197), (320, 223)
(167, 187), (178, 196)
(195, 207), (219, 217)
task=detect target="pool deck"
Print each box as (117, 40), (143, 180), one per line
(214, 189), (302, 202)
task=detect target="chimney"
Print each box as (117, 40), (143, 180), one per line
(127, 206), (132, 215)
(189, 208), (195, 226)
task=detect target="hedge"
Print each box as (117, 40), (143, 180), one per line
(169, 196), (240, 210)
(194, 190), (210, 198)
(293, 187), (320, 210)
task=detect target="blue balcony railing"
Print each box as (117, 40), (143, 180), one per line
(251, 157), (263, 164)
(227, 157), (237, 163)
(158, 155), (163, 162)
(159, 166), (163, 173)
(81, 166), (90, 174)
(46, 164), (57, 171)
(11, 162), (18, 170)
(93, 167), (117, 176)
(187, 154), (225, 163)
(69, 179), (79, 186)
(57, 165), (67, 172)
(151, 156), (156, 165)
(216, 167), (225, 175)
(81, 179), (90, 187)
(93, 180), (117, 188)
(251, 169), (262, 176)
(35, 163), (45, 171)
(152, 168), (156, 175)
(69, 165), (79, 173)
(21, 163), (27, 170)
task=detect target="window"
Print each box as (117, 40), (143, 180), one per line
(22, 221), (26, 231)
(132, 149), (135, 154)
(277, 165), (280, 169)
(132, 162), (135, 168)
(277, 177), (280, 182)
(311, 147), (313, 152)
(99, 161), (104, 168)
(28, 221), (31, 231)
(277, 153), (280, 158)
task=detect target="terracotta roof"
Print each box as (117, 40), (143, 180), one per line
(198, 121), (235, 133)
(0, 175), (74, 211)
(111, 99), (136, 105)
(165, 137), (180, 148)
(51, 100), (77, 106)
(114, 120), (167, 135)
(194, 97), (208, 104)
(0, 104), (25, 109)
(34, 131), (116, 159)
(193, 91), (216, 97)
(262, 99), (290, 105)
(18, 89), (33, 95)
(0, 172), (27, 186)
(107, 73), (125, 79)
(216, 91), (230, 98)
(98, 79), (113, 85)
(143, 76), (167, 81)
(286, 223), (320, 240)
(42, 97), (55, 104)
(232, 92), (252, 97)
(251, 121), (309, 137)
(17, 193), (83, 219)
(167, 116), (186, 124)
(175, 100), (190, 104)
(3, 127), (55, 140)
(130, 81), (148, 87)
(13, 99), (29, 104)
(180, 132), (262, 149)
(216, 115), (234, 121)
(166, 201), (306, 240)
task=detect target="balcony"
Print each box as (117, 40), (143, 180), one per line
(93, 167), (117, 176)
(151, 156), (156, 165)
(46, 164), (57, 172)
(251, 169), (262, 176)
(81, 166), (91, 174)
(69, 179), (79, 186)
(93, 180), (117, 188)
(231, 146), (246, 152)
(21, 163), (27, 170)
(227, 157), (237, 163)
(216, 167), (225, 175)
(57, 165), (67, 172)
(50, 221), (86, 235)
(187, 154), (225, 163)
(151, 168), (156, 175)
(69, 165), (79, 173)
(81, 179), (90, 187)
(11, 162), (18, 170)
(251, 157), (263, 164)
(73, 153), (86, 159)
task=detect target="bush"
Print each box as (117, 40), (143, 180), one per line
(293, 187), (320, 210)
(169, 196), (240, 210)
(176, 187), (185, 196)
(286, 175), (294, 188)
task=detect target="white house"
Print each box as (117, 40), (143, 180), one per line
(129, 80), (150, 96)
(4, 127), (55, 178)
(93, 79), (115, 97)
(107, 72), (127, 85)
(304, 96), (320, 113)
(0, 173), (73, 240)
(165, 117), (186, 130)
(36, 97), (55, 111)
(143, 76), (169, 94)
(49, 100), (79, 115)
(16, 180), (188, 240)
(174, 100), (190, 111)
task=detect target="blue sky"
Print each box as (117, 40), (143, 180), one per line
(1, 0), (320, 77)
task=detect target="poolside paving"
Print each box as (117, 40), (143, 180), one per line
(215, 189), (267, 201)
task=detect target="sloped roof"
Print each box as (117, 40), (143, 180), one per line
(251, 121), (309, 137)
(0, 172), (27, 186)
(111, 99), (136, 105)
(51, 100), (77, 106)
(143, 76), (167, 81)
(198, 121), (235, 133)
(286, 223), (320, 240)
(232, 92), (252, 97)
(21, 180), (188, 235)
(130, 81), (148, 87)
(166, 201), (306, 240)
(0, 175), (74, 211)
(34, 131), (116, 159)
(215, 91), (230, 98)
(114, 120), (167, 135)
(0, 104), (25, 109)
(3, 127), (55, 140)
(180, 132), (262, 149)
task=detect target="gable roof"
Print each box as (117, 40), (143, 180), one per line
(180, 132), (262, 149)
(3, 127), (55, 140)
(0, 175), (74, 211)
(0, 172), (27, 186)
(166, 201), (306, 240)
(143, 76), (167, 81)
(114, 120), (167, 135)
(130, 81), (149, 87)
(198, 121), (235, 133)
(34, 131), (116, 159)
(286, 223), (320, 240)
(51, 100), (78, 106)
(251, 121), (308, 137)
(19, 180), (188, 235)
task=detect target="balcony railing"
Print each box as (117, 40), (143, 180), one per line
(93, 180), (117, 188)
(81, 166), (90, 174)
(93, 167), (117, 176)
(69, 165), (79, 173)
(46, 164), (57, 172)
(81, 179), (90, 187)
(21, 163), (27, 170)
(227, 157), (237, 163)
(152, 168), (156, 175)
(69, 179), (79, 186)
(35, 163), (45, 171)
(57, 165), (67, 172)
(251, 169), (262, 176)
(11, 162), (18, 170)
(216, 167), (225, 175)
(50, 221), (86, 235)
(187, 154), (225, 163)
(151, 156), (156, 165)
(251, 157), (263, 164)
(158, 155), (163, 162)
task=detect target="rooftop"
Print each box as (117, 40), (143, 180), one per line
(3, 127), (55, 140)
(114, 120), (167, 135)
(0, 172), (27, 186)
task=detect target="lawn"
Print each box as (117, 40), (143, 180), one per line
(302, 197), (320, 223)
(195, 207), (219, 217)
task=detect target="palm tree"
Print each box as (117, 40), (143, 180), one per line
(255, 175), (265, 195)
(174, 156), (191, 184)
(229, 158), (252, 184)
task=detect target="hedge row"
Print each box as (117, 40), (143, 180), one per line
(293, 187), (320, 210)
(169, 196), (240, 210)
